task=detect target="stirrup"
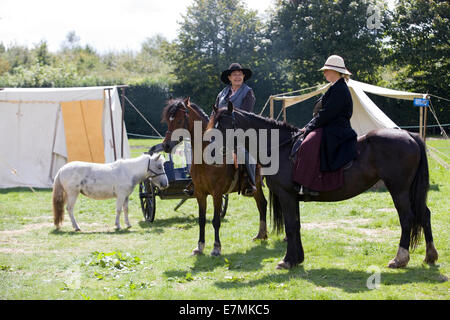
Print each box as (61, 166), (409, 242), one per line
(242, 185), (256, 197)
(298, 186), (319, 196)
(183, 184), (194, 196)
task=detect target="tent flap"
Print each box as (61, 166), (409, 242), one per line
(61, 100), (105, 163)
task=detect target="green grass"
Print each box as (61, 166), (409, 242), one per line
(0, 139), (448, 300)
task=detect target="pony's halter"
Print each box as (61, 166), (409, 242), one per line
(147, 159), (166, 179)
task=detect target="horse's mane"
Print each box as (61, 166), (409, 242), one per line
(212, 107), (300, 133)
(161, 98), (209, 123)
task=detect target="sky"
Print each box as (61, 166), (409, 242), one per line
(0, 0), (275, 53)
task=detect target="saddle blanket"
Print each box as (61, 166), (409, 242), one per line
(292, 128), (344, 191)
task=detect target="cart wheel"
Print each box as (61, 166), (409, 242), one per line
(220, 194), (229, 219)
(139, 180), (156, 222)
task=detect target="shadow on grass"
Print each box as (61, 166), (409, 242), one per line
(138, 215), (199, 230)
(164, 239), (286, 279)
(0, 187), (52, 194)
(213, 264), (445, 294)
(50, 228), (136, 236)
(137, 208), (231, 231)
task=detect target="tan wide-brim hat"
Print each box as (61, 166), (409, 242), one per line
(319, 55), (352, 75)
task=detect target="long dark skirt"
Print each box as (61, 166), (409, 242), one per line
(293, 128), (344, 191)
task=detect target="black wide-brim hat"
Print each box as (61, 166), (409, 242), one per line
(220, 63), (252, 85)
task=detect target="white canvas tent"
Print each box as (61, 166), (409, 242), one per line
(271, 79), (428, 136)
(0, 86), (130, 188)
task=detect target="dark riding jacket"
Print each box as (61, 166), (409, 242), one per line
(303, 77), (357, 172)
(215, 84), (256, 112)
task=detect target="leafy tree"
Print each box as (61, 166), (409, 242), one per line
(266, 0), (391, 88)
(384, 0), (449, 128)
(0, 55), (9, 76)
(33, 40), (52, 66)
(387, 0), (449, 105)
(0, 44), (32, 69)
(61, 31), (82, 52)
(168, 0), (264, 108)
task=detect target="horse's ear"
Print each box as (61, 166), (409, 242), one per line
(212, 104), (218, 114)
(227, 101), (234, 114)
(184, 96), (190, 107)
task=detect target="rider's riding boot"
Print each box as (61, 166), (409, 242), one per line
(243, 157), (257, 197)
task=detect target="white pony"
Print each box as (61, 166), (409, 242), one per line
(52, 153), (168, 231)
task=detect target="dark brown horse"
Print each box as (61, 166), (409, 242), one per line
(208, 102), (439, 269)
(161, 98), (268, 256)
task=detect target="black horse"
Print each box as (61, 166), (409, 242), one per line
(207, 102), (438, 269)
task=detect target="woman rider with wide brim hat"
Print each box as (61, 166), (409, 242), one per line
(294, 55), (357, 196)
(215, 63), (256, 112)
(215, 63), (257, 196)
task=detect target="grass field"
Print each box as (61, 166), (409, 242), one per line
(0, 138), (448, 300)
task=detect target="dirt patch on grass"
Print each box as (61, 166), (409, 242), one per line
(376, 208), (397, 213)
(0, 222), (52, 236)
(302, 218), (397, 242)
(302, 218), (372, 230)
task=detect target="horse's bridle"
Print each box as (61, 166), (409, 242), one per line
(146, 158), (166, 179)
(165, 103), (189, 140)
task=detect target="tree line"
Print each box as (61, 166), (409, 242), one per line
(0, 0), (448, 136)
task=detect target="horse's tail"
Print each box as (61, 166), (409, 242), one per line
(269, 190), (284, 234)
(52, 172), (66, 229)
(407, 132), (430, 251)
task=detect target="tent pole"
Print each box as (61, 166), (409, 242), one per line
(423, 105), (428, 142)
(49, 105), (61, 181)
(269, 96), (274, 119)
(282, 99), (287, 123)
(106, 88), (117, 161)
(120, 87), (126, 159)
(419, 106), (423, 138)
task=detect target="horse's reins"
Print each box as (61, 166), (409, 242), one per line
(227, 109), (303, 154)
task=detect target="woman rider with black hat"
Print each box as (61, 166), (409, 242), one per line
(215, 63), (255, 112)
(215, 63), (257, 196)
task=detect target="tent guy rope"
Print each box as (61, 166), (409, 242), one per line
(123, 96), (164, 138)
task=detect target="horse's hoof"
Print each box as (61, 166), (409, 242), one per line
(192, 242), (205, 256)
(211, 247), (221, 256)
(126, 225), (132, 229)
(74, 228), (81, 232)
(388, 259), (408, 268)
(424, 242), (438, 265)
(276, 260), (292, 270)
(192, 248), (204, 256)
(253, 234), (268, 241)
(388, 247), (410, 268)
